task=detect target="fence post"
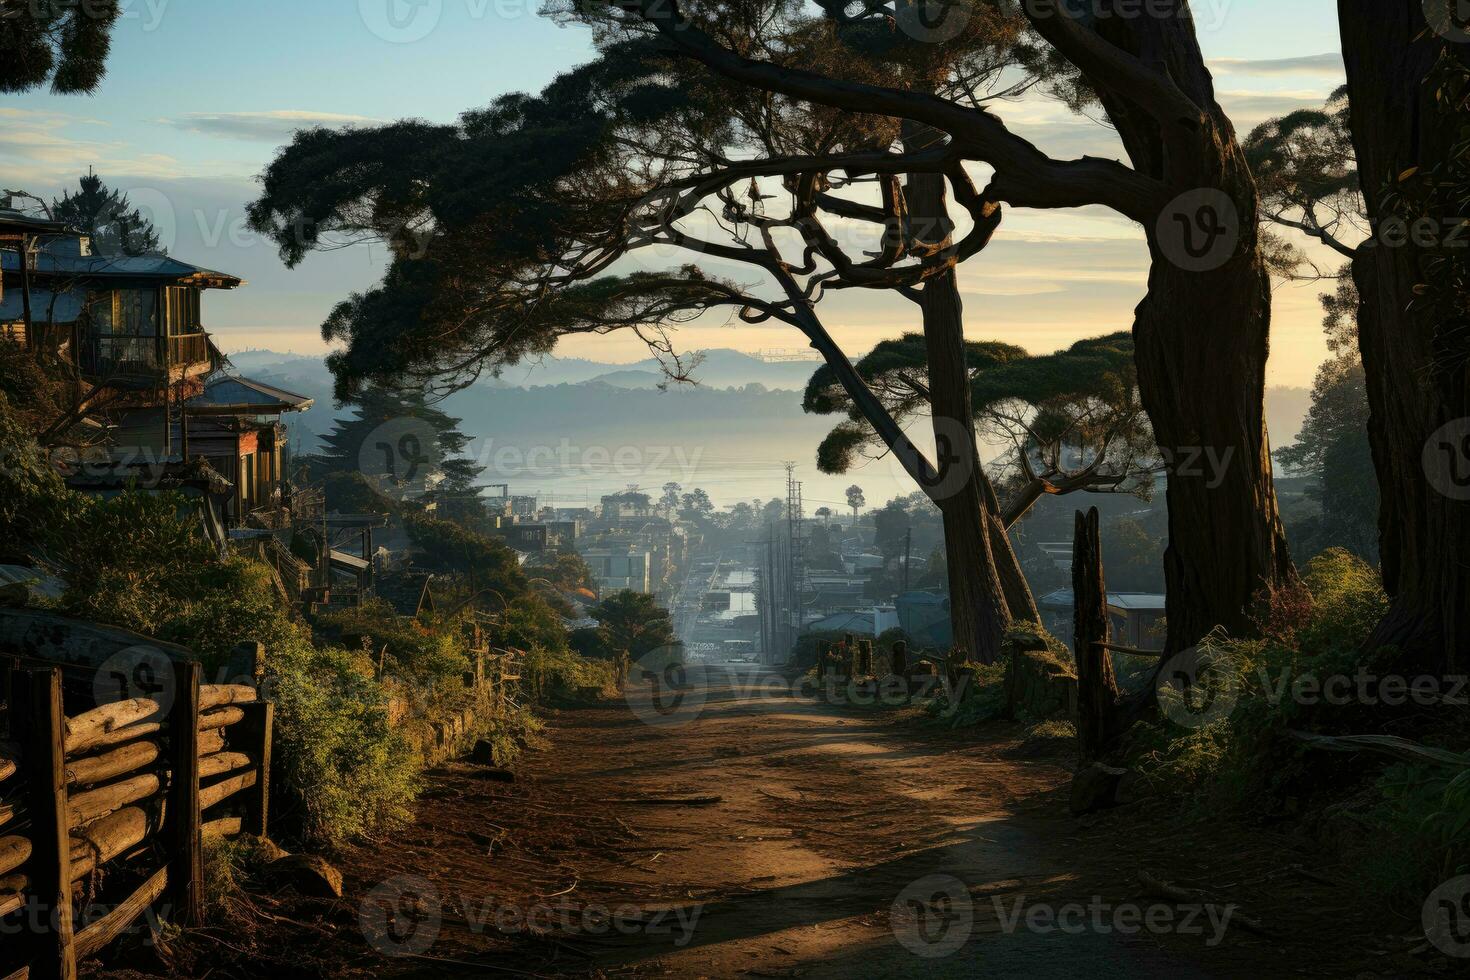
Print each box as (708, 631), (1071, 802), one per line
(226, 641), (265, 684)
(18, 667), (76, 980)
(890, 641), (907, 678)
(236, 700), (273, 838)
(1074, 508), (1122, 762)
(166, 660), (203, 927)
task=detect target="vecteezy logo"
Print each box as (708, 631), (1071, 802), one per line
(359, 875), (443, 957)
(624, 647), (708, 729)
(1423, 876), (1470, 958)
(358, 416), (440, 501)
(895, 0), (973, 44)
(359, 0), (443, 43)
(891, 874), (973, 958)
(1424, 0), (1470, 43)
(913, 417), (975, 502)
(1423, 419), (1470, 501)
(1156, 643), (1240, 730)
(93, 645), (176, 715)
(1156, 188), (1241, 273)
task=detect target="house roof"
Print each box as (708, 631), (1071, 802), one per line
(0, 208), (68, 238)
(1107, 593), (1167, 611)
(186, 374), (315, 416)
(806, 611), (875, 636)
(896, 590), (948, 606)
(1, 248), (243, 288)
(1036, 589), (1166, 613)
(0, 565), (66, 600)
(329, 549), (371, 572)
(1038, 589), (1075, 611)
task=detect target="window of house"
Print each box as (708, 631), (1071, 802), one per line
(86, 292), (115, 334)
(114, 289), (159, 336)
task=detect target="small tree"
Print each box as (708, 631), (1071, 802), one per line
(659, 482), (681, 519)
(589, 590), (678, 663)
(1245, 90), (1380, 567)
(51, 172), (162, 258)
(678, 488), (714, 524)
(845, 485), (865, 522)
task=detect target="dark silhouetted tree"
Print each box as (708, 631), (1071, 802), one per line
(51, 172), (161, 258)
(0, 2), (121, 94)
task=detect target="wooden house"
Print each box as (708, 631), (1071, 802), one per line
(0, 223), (238, 393)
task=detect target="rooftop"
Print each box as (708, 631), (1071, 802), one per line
(1, 247), (243, 288)
(1037, 589), (1166, 612)
(187, 374), (315, 416)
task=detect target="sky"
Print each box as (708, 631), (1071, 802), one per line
(1, 0), (1350, 388)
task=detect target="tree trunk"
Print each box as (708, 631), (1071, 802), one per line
(1338, 3), (1470, 673)
(1085, 9), (1297, 652)
(924, 274), (1012, 664)
(1132, 254), (1295, 651)
(907, 158), (1035, 662)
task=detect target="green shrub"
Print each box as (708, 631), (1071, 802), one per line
(314, 598), (469, 680)
(925, 660), (1007, 728)
(267, 628), (421, 848)
(155, 558), (298, 666)
(1296, 548), (1389, 655)
(521, 642), (619, 702)
(476, 701), (547, 767)
(1356, 764), (1470, 906)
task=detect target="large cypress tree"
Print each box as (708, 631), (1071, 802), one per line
(317, 386), (484, 509)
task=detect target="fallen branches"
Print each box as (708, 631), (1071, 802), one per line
(1136, 870), (1274, 938)
(1287, 731), (1470, 769)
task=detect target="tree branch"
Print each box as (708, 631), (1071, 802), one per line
(623, 0), (1165, 222)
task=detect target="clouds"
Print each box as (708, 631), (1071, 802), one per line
(0, 108), (185, 184)
(1209, 52), (1344, 76)
(159, 110), (384, 143)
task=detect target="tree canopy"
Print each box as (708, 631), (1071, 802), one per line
(807, 332), (1156, 524)
(589, 590), (679, 661)
(0, 1), (120, 94)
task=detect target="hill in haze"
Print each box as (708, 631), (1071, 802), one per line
(228, 349), (1314, 507)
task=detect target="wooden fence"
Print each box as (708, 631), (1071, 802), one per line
(0, 661), (271, 980)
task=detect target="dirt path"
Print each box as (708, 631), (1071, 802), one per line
(315, 664), (1411, 979)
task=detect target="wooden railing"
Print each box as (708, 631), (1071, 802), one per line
(166, 332), (209, 370)
(0, 663), (271, 980)
(255, 538), (311, 605)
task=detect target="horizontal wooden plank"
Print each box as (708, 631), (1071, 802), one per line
(201, 816), (242, 839)
(200, 770), (256, 811)
(198, 707), (245, 731)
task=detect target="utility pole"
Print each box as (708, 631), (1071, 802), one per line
(764, 522), (778, 663)
(784, 463), (804, 652)
(902, 526), (912, 593)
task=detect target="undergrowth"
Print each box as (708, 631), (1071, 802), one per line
(1123, 548), (1470, 910)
